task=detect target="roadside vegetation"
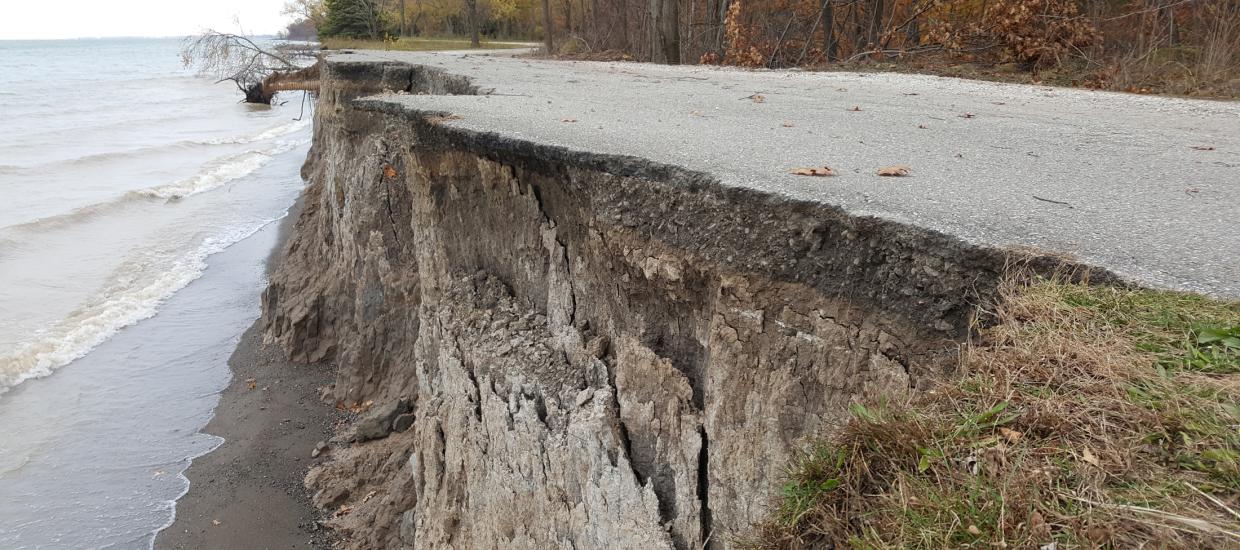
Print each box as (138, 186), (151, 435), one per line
(319, 36), (525, 50)
(279, 0), (1240, 98)
(745, 277), (1240, 549)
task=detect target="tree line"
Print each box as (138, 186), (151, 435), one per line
(284, 0), (1238, 94)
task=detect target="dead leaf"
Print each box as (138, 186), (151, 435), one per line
(850, 105), (862, 111)
(876, 165), (911, 177)
(790, 166), (836, 177)
(1028, 510), (1052, 540)
(999, 427), (1023, 443)
(382, 165), (397, 180)
(1082, 446), (1100, 467)
(561, 118), (578, 123)
(960, 112), (975, 118)
(1191, 145), (1215, 151)
(1085, 525), (1112, 544)
(979, 444), (1008, 477)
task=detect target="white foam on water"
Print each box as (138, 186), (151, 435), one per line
(0, 218), (283, 396)
(136, 138), (307, 200)
(200, 118), (311, 145)
(0, 137), (310, 238)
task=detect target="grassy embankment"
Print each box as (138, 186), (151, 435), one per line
(320, 37), (528, 52)
(748, 277), (1240, 549)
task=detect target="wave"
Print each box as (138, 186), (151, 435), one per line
(0, 137), (309, 236)
(200, 118), (311, 145)
(133, 139), (306, 200)
(37, 141), (203, 170)
(0, 218), (284, 396)
(1, 118), (310, 172)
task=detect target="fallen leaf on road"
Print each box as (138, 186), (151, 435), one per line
(791, 166), (836, 177)
(1191, 145), (1215, 151)
(877, 165), (911, 177)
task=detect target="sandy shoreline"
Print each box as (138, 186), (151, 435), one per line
(156, 198), (340, 550)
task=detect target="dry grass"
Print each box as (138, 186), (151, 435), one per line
(320, 37), (526, 52)
(1097, 1), (1240, 97)
(745, 277), (1240, 549)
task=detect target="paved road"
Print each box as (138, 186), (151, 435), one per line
(333, 50), (1239, 298)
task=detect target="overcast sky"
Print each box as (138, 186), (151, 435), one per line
(0, 0), (291, 40)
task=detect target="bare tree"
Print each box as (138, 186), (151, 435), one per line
(465, 0), (481, 46)
(648, 0), (680, 63)
(823, 0), (837, 61)
(400, 0), (407, 36)
(542, 0), (556, 52)
(181, 31), (309, 103)
(282, 0), (327, 28)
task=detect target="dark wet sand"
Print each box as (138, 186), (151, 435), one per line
(157, 198), (340, 550)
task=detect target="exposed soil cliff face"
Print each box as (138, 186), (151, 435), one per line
(261, 59), (1037, 548)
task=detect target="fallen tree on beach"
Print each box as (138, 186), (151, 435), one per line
(181, 31), (321, 104)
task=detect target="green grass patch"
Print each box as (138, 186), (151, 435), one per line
(744, 278), (1240, 549)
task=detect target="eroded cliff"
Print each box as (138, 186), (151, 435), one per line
(260, 58), (1077, 549)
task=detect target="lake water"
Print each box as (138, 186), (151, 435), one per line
(0, 37), (311, 548)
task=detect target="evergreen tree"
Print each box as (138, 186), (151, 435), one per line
(318, 0), (384, 38)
